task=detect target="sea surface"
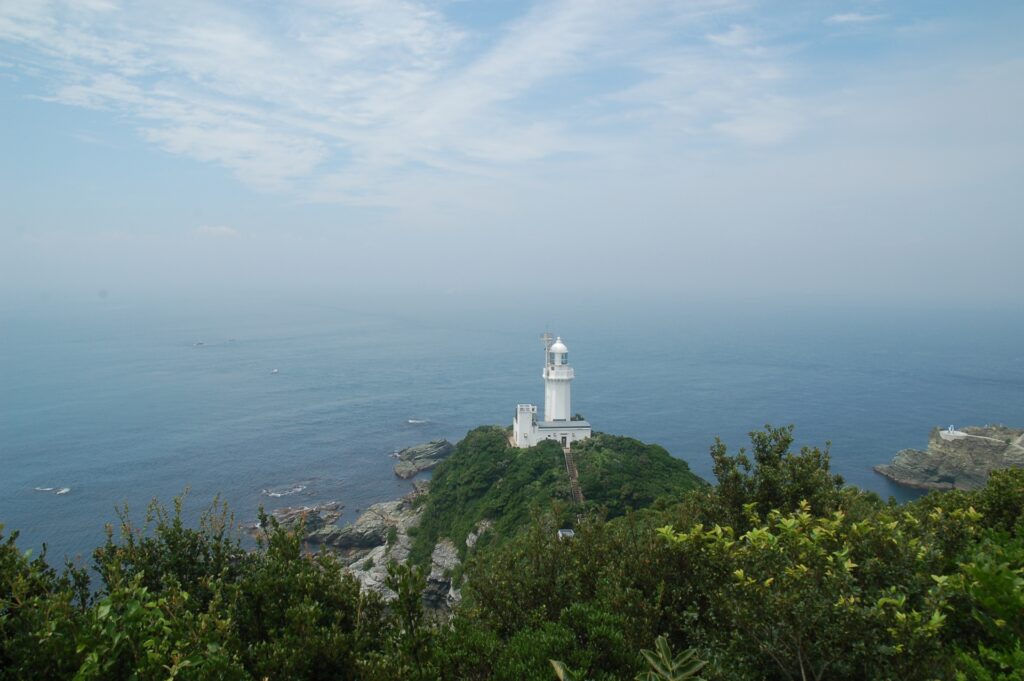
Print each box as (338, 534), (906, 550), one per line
(2, 296), (1022, 564)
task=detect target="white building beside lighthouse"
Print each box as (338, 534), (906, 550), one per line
(513, 334), (592, 449)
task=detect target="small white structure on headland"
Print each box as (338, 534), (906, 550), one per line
(513, 333), (592, 449)
(941, 425), (968, 441)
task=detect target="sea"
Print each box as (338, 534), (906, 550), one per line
(2, 295), (1022, 565)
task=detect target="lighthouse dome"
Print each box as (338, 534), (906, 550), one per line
(550, 338), (568, 354)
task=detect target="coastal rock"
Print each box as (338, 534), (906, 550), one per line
(423, 539), (462, 613)
(393, 440), (454, 479)
(307, 499), (410, 559)
(875, 425), (1024, 490)
(270, 501), (342, 533)
(344, 528), (416, 600)
(309, 485), (427, 596)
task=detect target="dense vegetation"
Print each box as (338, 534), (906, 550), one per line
(2, 425), (1022, 680)
(409, 426), (705, 564)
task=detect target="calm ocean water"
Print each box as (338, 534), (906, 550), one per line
(2, 296), (1022, 563)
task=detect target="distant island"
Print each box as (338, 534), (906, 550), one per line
(875, 424), (1024, 490)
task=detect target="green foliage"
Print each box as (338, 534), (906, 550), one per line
(228, 509), (389, 680)
(2, 429), (1023, 681)
(657, 503), (954, 680)
(637, 636), (707, 681)
(551, 636), (706, 681)
(496, 621), (577, 681)
(73, 574), (246, 680)
(411, 426), (569, 564)
(573, 434), (705, 517)
(411, 426), (705, 565)
(955, 643), (1024, 681)
(551, 658), (584, 681)
(450, 430), (1024, 681)
(0, 527), (89, 680)
(707, 424), (846, 530)
(3, 494), (398, 680)
(950, 526), (1024, 679)
(359, 562), (437, 680)
(93, 493), (245, 611)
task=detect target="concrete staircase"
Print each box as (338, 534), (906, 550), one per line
(563, 447), (585, 505)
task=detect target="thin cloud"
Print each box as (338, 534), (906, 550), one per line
(825, 13), (886, 25)
(707, 25), (754, 48)
(0, 1), (866, 202)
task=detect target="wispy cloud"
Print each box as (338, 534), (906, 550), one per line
(825, 13), (886, 25)
(0, 0), (877, 203)
(707, 24), (755, 48)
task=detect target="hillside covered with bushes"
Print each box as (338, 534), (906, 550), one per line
(2, 425), (1023, 680)
(409, 426), (706, 564)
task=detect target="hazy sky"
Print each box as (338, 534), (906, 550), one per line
(1, 1), (1022, 308)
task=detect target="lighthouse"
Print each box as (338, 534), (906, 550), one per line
(513, 333), (592, 448)
(543, 337), (573, 421)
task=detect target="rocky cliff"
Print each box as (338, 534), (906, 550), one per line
(875, 425), (1024, 490)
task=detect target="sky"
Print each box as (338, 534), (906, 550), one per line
(1, 0), (1022, 310)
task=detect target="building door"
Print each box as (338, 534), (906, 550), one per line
(561, 436), (567, 447)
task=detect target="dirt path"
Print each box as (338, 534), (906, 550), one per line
(964, 432), (1024, 453)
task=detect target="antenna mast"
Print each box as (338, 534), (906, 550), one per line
(540, 331), (554, 365)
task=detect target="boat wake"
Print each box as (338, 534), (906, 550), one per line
(407, 419), (429, 425)
(35, 486), (71, 495)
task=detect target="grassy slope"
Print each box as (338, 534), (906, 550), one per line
(409, 426), (706, 565)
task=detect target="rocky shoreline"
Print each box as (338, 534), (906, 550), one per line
(258, 440), (475, 613)
(875, 424), (1024, 490)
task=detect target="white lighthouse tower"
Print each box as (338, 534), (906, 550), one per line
(513, 333), (591, 449)
(543, 337), (573, 421)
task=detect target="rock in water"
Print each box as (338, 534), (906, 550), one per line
(260, 501), (343, 534)
(875, 425), (1024, 490)
(393, 440), (455, 479)
(308, 483), (427, 563)
(307, 500), (403, 556)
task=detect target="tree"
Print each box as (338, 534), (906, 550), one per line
(708, 425), (846, 530)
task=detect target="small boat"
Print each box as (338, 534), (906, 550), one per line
(271, 369), (279, 374)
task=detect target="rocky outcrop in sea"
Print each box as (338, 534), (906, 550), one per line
(307, 485), (426, 564)
(875, 424), (1024, 490)
(392, 440), (454, 479)
(249, 501), (343, 538)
